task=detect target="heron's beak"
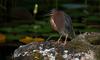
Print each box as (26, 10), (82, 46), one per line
(49, 13), (53, 15)
(43, 13), (50, 17)
(44, 12), (53, 17)
(43, 9), (54, 17)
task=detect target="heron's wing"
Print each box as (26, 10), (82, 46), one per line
(64, 13), (72, 26)
(64, 13), (76, 39)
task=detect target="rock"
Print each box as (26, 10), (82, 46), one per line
(13, 32), (100, 60)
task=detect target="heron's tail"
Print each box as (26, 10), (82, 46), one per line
(70, 27), (76, 39)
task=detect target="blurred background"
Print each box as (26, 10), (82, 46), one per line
(0, 0), (100, 60)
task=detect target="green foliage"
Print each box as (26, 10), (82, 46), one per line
(0, 0), (100, 42)
(86, 16), (100, 21)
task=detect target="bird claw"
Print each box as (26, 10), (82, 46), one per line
(55, 41), (60, 45)
(63, 40), (67, 46)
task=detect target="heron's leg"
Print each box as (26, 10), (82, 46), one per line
(57, 34), (63, 43)
(46, 35), (53, 41)
(64, 34), (68, 45)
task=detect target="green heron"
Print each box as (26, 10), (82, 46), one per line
(50, 9), (76, 45)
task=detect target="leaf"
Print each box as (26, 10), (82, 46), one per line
(33, 38), (45, 42)
(0, 33), (6, 43)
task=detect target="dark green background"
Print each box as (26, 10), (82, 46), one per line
(0, 0), (100, 41)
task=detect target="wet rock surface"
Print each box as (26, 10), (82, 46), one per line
(13, 32), (100, 60)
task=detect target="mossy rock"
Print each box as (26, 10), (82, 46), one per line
(68, 32), (100, 60)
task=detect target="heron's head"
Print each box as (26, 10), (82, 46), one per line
(44, 9), (62, 17)
(50, 9), (58, 16)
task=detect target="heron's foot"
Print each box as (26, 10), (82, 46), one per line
(55, 40), (60, 45)
(57, 40), (60, 44)
(56, 35), (62, 44)
(63, 40), (67, 46)
(63, 34), (68, 46)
